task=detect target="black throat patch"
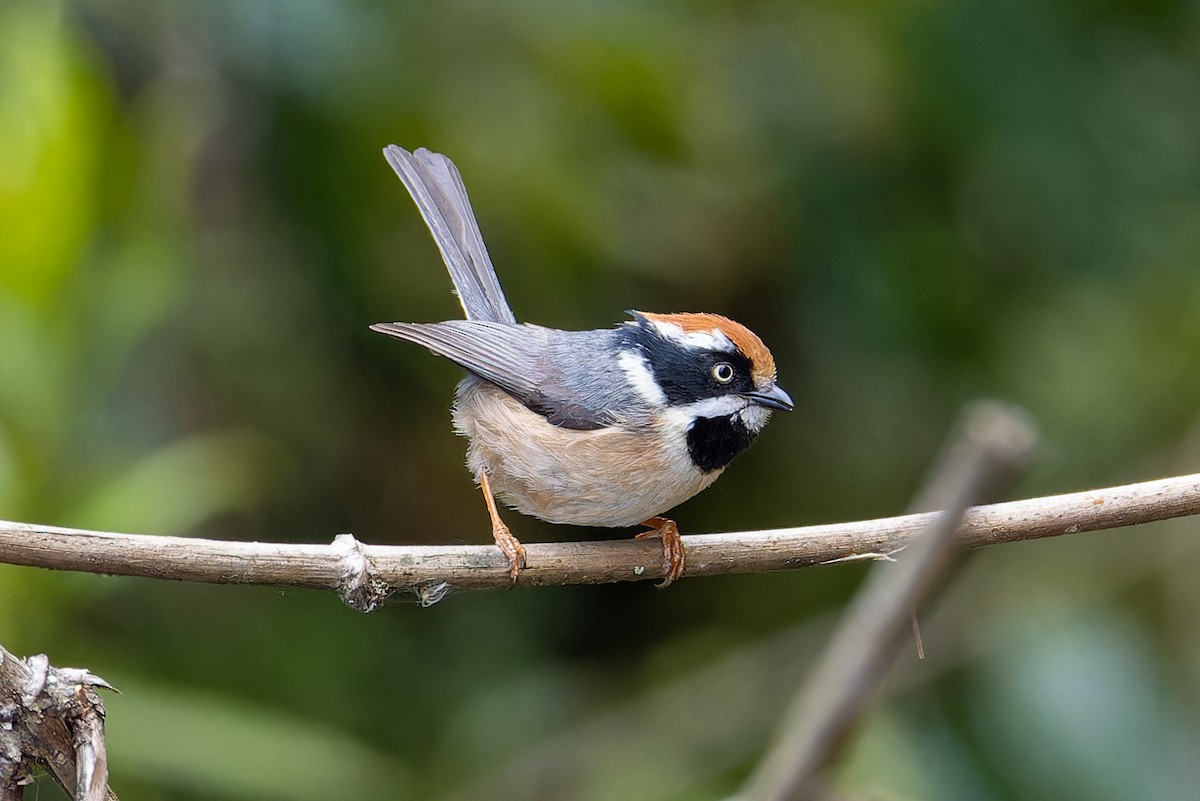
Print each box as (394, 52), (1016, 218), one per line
(686, 415), (760, 472)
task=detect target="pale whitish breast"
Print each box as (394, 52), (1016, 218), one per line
(452, 380), (723, 528)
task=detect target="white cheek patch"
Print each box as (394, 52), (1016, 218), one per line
(669, 395), (748, 422)
(618, 350), (667, 405)
(650, 319), (734, 352)
(738, 404), (772, 432)
(662, 396), (772, 436)
(667, 395), (748, 438)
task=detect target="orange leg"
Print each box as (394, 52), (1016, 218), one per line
(480, 472), (526, 584)
(635, 516), (685, 588)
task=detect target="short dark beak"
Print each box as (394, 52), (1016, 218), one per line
(747, 384), (794, 412)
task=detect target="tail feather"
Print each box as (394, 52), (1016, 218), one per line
(383, 145), (516, 324)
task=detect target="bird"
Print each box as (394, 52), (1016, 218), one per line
(371, 146), (792, 587)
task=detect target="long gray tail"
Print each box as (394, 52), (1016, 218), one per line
(382, 145), (517, 324)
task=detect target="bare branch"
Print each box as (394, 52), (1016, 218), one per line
(0, 471), (1197, 605)
(0, 646), (117, 801)
(741, 401), (1036, 801)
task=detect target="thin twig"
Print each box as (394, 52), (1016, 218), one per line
(0, 471), (1197, 607)
(741, 401), (1036, 801)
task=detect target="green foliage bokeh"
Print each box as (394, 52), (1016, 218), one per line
(2, 1), (1199, 799)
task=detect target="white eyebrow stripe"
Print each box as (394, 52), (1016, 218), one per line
(617, 350), (667, 405)
(649, 319), (735, 352)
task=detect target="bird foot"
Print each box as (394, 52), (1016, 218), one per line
(491, 521), (527, 585)
(636, 517), (685, 588)
(478, 472), (526, 585)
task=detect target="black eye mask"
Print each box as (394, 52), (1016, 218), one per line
(624, 319), (755, 406)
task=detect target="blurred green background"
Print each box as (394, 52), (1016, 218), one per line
(3, 0), (1200, 798)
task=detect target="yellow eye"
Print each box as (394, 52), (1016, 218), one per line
(712, 362), (735, 383)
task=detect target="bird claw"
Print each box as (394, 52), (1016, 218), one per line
(492, 521), (527, 585)
(636, 517), (685, 588)
(479, 471), (526, 586)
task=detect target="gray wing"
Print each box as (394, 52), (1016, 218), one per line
(383, 146), (516, 324)
(370, 321), (641, 430)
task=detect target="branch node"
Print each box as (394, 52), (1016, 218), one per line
(55, 671), (116, 694)
(330, 534), (393, 613)
(0, 646), (117, 800)
(18, 658), (48, 708)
